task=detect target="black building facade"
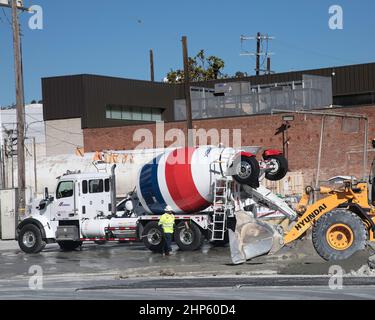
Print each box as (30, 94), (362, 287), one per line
(42, 62), (375, 129)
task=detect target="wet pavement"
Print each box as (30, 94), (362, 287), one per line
(1, 239), (375, 299)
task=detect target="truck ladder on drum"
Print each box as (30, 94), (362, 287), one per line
(210, 177), (233, 241)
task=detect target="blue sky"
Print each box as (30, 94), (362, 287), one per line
(0, 0), (374, 106)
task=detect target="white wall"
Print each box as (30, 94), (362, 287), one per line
(45, 118), (83, 156)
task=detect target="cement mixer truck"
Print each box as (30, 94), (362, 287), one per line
(16, 145), (290, 254)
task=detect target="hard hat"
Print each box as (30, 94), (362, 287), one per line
(165, 205), (173, 212)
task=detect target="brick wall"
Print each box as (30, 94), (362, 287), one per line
(84, 105), (375, 185)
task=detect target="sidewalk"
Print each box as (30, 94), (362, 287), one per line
(0, 240), (19, 251)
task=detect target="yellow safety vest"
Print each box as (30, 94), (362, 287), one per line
(158, 213), (175, 234)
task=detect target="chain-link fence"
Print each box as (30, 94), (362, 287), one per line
(174, 75), (333, 120)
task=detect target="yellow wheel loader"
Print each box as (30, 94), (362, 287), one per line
(229, 161), (375, 264)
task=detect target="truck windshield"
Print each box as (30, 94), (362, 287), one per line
(56, 181), (74, 199)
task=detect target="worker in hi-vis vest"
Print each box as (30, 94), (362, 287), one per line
(158, 205), (175, 256)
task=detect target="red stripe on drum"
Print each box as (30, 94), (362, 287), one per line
(165, 148), (210, 213)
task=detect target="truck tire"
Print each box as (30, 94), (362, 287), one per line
(312, 209), (368, 261)
(18, 224), (46, 254)
(142, 221), (164, 252)
(233, 156), (260, 188)
(265, 155), (288, 181)
(57, 241), (82, 251)
(174, 221), (203, 251)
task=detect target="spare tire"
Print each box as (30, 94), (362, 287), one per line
(233, 156), (260, 188)
(265, 155), (288, 181)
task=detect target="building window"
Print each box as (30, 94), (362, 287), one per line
(106, 105), (163, 122)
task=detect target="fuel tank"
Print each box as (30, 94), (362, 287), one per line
(136, 146), (242, 215)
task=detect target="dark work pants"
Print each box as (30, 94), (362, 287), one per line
(163, 233), (172, 253)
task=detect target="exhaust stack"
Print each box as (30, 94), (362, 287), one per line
(111, 164), (117, 216)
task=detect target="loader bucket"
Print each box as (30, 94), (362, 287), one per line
(229, 211), (284, 265)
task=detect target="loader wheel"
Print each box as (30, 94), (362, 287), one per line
(18, 224), (46, 254)
(312, 210), (368, 261)
(174, 221), (203, 251)
(265, 155), (288, 181)
(57, 241), (82, 251)
(142, 221), (164, 252)
(233, 156), (260, 188)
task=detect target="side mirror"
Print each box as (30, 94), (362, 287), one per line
(44, 187), (49, 200)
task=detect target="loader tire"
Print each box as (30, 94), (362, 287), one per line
(174, 221), (203, 251)
(265, 155), (288, 181)
(18, 224), (46, 254)
(142, 221), (164, 252)
(233, 156), (260, 188)
(57, 241), (82, 251)
(312, 209), (368, 261)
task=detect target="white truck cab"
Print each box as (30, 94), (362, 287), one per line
(17, 167), (139, 253)
(53, 172), (112, 221)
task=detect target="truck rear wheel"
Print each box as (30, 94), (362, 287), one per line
(174, 221), (203, 251)
(142, 221), (164, 252)
(312, 209), (368, 261)
(18, 224), (46, 254)
(57, 241), (82, 251)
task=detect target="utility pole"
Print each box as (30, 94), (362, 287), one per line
(32, 137), (37, 197)
(256, 32), (261, 76)
(182, 36), (193, 147)
(240, 32), (274, 75)
(267, 57), (271, 75)
(11, 0), (26, 217)
(149, 49), (155, 82)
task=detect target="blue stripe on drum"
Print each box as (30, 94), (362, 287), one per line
(139, 154), (167, 214)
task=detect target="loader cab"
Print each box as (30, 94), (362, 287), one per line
(52, 172), (112, 221)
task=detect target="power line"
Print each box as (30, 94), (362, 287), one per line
(25, 113), (83, 136)
(273, 39), (358, 65)
(240, 32), (274, 75)
(1, 8), (12, 26)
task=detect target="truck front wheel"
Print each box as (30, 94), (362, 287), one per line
(18, 224), (46, 254)
(142, 221), (164, 252)
(174, 221), (203, 251)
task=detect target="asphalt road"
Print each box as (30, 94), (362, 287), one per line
(1, 240), (375, 299)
